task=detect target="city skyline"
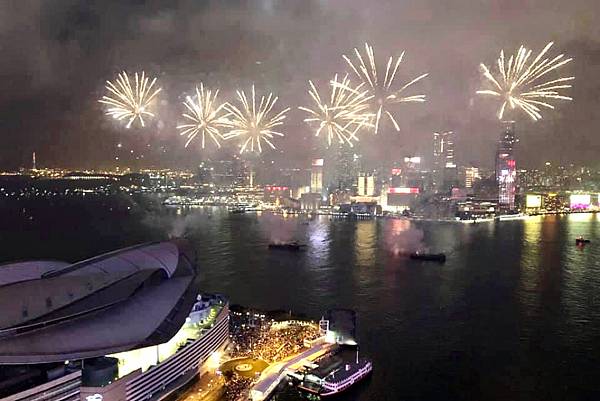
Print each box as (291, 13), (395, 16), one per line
(1, 1), (599, 171)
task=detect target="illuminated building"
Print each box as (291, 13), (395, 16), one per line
(390, 157), (425, 192)
(432, 131), (457, 192)
(455, 200), (497, 220)
(464, 167), (480, 189)
(357, 174), (375, 196)
(0, 241), (229, 401)
(332, 147), (361, 192)
(263, 185), (291, 205)
(525, 194), (543, 211)
(496, 122), (518, 210)
(385, 186), (420, 212)
(310, 159), (324, 194)
(570, 194), (591, 210)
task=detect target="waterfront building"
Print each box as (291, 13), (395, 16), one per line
(0, 241), (229, 401)
(357, 173), (375, 197)
(496, 122), (518, 211)
(432, 131), (457, 192)
(310, 159), (324, 194)
(330, 147), (361, 192)
(463, 166), (480, 189)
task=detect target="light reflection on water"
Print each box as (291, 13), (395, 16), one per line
(184, 211), (600, 400)
(3, 206), (599, 400)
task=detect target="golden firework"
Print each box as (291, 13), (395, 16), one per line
(177, 83), (229, 149)
(223, 85), (290, 154)
(477, 42), (574, 121)
(299, 74), (373, 147)
(341, 43), (428, 134)
(99, 71), (162, 128)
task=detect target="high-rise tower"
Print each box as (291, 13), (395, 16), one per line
(496, 121), (518, 210)
(432, 131), (457, 192)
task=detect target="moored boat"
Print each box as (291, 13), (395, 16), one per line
(409, 252), (446, 263)
(268, 242), (304, 251)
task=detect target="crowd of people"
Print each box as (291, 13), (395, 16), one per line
(222, 376), (253, 401)
(230, 310), (322, 363)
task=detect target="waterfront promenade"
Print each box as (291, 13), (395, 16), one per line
(249, 341), (333, 401)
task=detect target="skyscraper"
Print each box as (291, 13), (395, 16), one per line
(464, 167), (480, 189)
(496, 121), (518, 210)
(310, 158), (324, 194)
(432, 131), (457, 192)
(332, 146), (361, 192)
(357, 173), (375, 196)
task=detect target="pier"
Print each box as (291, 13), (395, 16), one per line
(249, 341), (332, 401)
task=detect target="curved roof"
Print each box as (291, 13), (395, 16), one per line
(0, 260), (70, 287)
(0, 240), (198, 364)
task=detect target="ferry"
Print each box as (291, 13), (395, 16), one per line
(297, 351), (372, 397)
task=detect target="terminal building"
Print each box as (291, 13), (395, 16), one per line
(0, 241), (229, 401)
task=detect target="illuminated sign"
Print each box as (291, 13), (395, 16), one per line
(526, 194), (542, 208)
(388, 187), (419, 194)
(265, 186), (289, 192)
(86, 395), (103, 401)
(391, 168), (402, 175)
(403, 156), (421, 164)
(311, 159), (324, 167)
(570, 194), (591, 209)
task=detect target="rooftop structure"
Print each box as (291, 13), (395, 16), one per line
(0, 240), (198, 364)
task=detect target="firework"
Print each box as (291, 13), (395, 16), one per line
(477, 42), (574, 121)
(177, 83), (229, 149)
(341, 43), (428, 134)
(299, 74), (373, 147)
(99, 71), (162, 128)
(223, 85), (290, 154)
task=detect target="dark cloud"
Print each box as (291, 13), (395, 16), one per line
(0, 0), (599, 170)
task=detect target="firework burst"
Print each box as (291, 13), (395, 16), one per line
(177, 83), (229, 149)
(99, 71), (162, 128)
(223, 85), (290, 154)
(299, 74), (373, 147)
(341, 43), (428, 134)
(477, 42), (574, 121)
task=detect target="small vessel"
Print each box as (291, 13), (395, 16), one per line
(576, 236), (591, 245)
(268, 242), (304, 251)
(319, 359), (372, 396)
(409, 252), (446, 263)
(298, 350), (372, 397)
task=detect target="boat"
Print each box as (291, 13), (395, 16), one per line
(409, 252), (446, 263)
(576, 236), (591, 245)
(268, 242), (304, 251)
(319, 359), (372, 396)
(297, 352), (372, 397)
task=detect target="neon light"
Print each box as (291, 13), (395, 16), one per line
(388, 187), (419, 194)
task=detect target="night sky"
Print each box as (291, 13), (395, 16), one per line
(1, 0), (599, 170)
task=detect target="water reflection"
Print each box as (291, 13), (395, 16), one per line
(354, 221), (376, 267)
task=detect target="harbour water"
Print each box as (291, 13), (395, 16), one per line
(1, 198), (599, 400)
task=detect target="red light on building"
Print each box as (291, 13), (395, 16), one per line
(507, 159), (515, 168)
(266, 186), (288, 192)
(391, 168), (401, 175)
(388, 187), (419, 194)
